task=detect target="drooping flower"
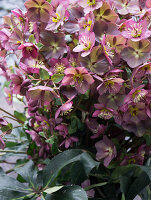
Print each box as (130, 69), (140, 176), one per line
(122, 102), (147, 124)
(55, 124), (79, 148)
(62, 67), (94, 94)
(120, 19), (151, 41)
(97, 77), (124, 95)
(4, 88), (13, 105)
(78, 0), (103, 14)
(93, 104), (117, 120)
(18, 43), (38, 58)
(124, 85), (148, 104)
(0, 136), (5, 150)
(73, 32), (95, 57)
(95, 135), (117, 167)
(132, 62), (151, 81)
(28, 86), (59, 105)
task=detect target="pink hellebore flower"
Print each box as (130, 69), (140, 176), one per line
(62, 67), (94, 94)
(120, 19), (151, 41)
(97, 77), (124, 96)
(78, 0), (103, 14)
(95, 136), (117, 167)
(46, 4), (68, 31)
(78, 12), (94, 32)
(113, 0), (140, 15)
(124, 85), (148, 104)
(93, 104), (117, 120)
(73, 32), (95, 57)
(55, 124), (79, 148)
(55, 96), (75, 119)
(18, 43), (38, 58)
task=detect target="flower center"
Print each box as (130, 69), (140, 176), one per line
(73, 73), (83, 83)
(83, 41), (91, 51)
(132, 90), (146, 103)
(52, 13), (61, 23)
(83, 20), (92, 31)
(128, 158), (136, 164)
(127, 23), (142, 38)
(129, 106), (139, 116)
(87, 0), (96, 6)
(98, 108), (113, 120)
(26, 46), (33, 52)
(54, 63), (65, 74)
(80, 36), (92, 51)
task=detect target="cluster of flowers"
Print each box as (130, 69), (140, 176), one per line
(0, 0), (151, 170)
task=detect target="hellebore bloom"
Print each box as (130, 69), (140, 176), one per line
(93, 104), (117, 120)
(46, 4), (68, 30)
(113, 0), (140, 15)
(73, 32), (95, 57)
(97, 77), (124, 95)
(124, 85), (148, 104)
(18, 43), (38, 58)
(62, 67), (94, 94)
(122, 102), (147, 124)
(95, 135), (117, 167)
(28, 86), (59, 105)
(120, 19), (151, 41)
(78, 12), (94, 32)
(132, 63), (151, 81)
(4, 88), (13, 105)
(49, 58), (70, 74)
(78, 0), (103, 14)
(10, 72), (23, 94)
(24, 0), (53, 23)
(55, 124), (79, 148)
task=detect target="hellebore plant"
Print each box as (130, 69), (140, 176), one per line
(0, 0), (151, 199)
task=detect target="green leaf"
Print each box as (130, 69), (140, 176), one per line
(0, 175), (30, 200)
(14, 111), (26, 122)
(125, 172), (150, 200)
(44, 186), (63, 194)
(51, 74), (64, 83)
(43, 149), (98, 187)
(45, 185), (88, 200)
(29, 34), (35, 43)
(15, 160), (37, 186)
(40, 68), (50, 80)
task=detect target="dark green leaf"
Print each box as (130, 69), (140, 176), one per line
(45, 185), (88, 200)
(43, 149), (98, 187)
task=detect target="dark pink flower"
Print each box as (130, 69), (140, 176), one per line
(95, 136), (117, 167)
(93, 104), (117, 120)
(0, 136), (5, 150)
(62, 67), (94, 94)
(97, 77), (124, 95)
(124, 85), (148, 104)
(18, 43), (38, 58)
(28, 86), (59, 105)
(49, 58), (70, 74)
(73, 32), (95, 57)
